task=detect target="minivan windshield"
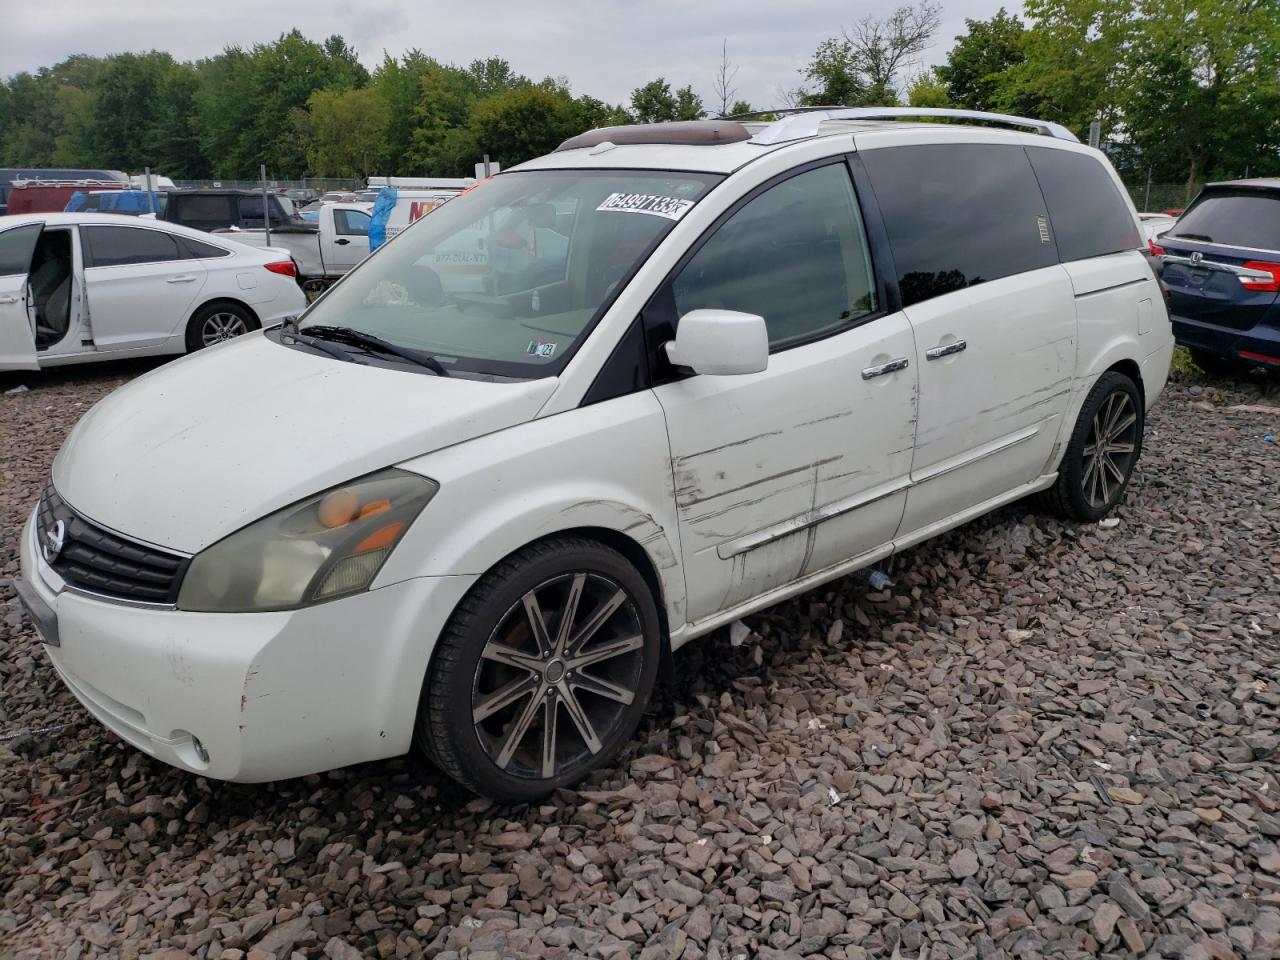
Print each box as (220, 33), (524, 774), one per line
(1168, 188), (1280, 250)
(299, 169), (721, 378)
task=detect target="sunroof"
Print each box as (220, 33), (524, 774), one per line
(555, 120), (752, 152)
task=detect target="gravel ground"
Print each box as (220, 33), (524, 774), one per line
(1, 360), (1278, 960)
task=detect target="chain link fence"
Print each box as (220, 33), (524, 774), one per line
(1124, 182), (1205, 213)
(171, 178), (360, 193)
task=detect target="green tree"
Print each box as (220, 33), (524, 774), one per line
(466, 57), (528, 97)
(299, 87), (391, 177)
(371, 50), (438, 174)
(409, 60), (482, 175)
(801, 3), (942, 106)
(906, 71), (950, 107)
(194, 31), (368, 177)
(466, 85), (581, 169)
(991, 0), (1134, 139)
(630, 78), (678, 123)
(149, 63), (207, 177)
(84, 53), (177, 171)
(937, 9), (1028, 111)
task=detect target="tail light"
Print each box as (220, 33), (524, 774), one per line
(1147, 239), (1165, 256)
(265, 260), (297, 277)
(1239, 260), (1280, 293)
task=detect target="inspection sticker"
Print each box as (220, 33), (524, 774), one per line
(596, 192), (695, 220)
(526, 339), (557, 358)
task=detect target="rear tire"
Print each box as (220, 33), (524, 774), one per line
(1189, 348), (1244, 378)
(185, 301), (258, 352)
(1038, 371), (1144, 522)
(416, 536), (662, 804)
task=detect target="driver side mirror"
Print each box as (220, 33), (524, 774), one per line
(664, 309), (769, 376)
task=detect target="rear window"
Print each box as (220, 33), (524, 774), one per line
(1168, 189), (1280, 251)
(862, 143), (1058, 307)
(1028, 147), (1141, 261)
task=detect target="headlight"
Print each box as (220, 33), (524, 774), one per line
(177, 469), (437, 613)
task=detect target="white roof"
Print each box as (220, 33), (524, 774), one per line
(0, 211), (277, 258)
(514, 118), (1084, 177)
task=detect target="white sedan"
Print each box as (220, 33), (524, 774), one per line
(0, 212), (307, 371)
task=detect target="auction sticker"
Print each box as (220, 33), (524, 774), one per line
(596, 192), (695, 220)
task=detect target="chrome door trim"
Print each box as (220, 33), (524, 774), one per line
(717, 477), (911, 560)
(861, 357), (909, 379)
(925, 340), (967, 360)
(911, 422), (1044, 485)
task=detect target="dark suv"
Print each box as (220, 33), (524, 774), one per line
(1156, 178), (1280, 373)
(161, 189), (313, 234)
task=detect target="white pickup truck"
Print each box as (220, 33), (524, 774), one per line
(219, 202), (372, 294)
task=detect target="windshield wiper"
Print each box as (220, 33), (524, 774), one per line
(280, 320), (368, 365)
(1172, 232), (1213, 242)
(303, 324), (450, 376)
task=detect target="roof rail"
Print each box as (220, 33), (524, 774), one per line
(746, 107), (1079, 145)
(11, 178), (129, 189)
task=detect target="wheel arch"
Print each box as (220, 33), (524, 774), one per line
(182, 297), (263, 352)
(431, 524), (676, 680)
(1104, 357), (1144, 406)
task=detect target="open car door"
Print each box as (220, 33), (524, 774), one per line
(0, 222), (42, 371)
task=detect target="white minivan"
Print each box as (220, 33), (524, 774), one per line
(17, 109), (1173, 802)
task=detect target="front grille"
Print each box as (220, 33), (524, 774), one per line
(36, 483), (189, 604)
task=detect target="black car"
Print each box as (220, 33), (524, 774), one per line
(1156, 178), (1280, 374)
(161, 189), (313, 234)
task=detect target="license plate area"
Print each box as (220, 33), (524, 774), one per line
(12, 577), (59, 647)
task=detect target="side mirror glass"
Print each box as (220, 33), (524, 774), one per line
(664, 309), (769, 376)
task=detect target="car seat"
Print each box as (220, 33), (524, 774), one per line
(30, 253), (72, 347)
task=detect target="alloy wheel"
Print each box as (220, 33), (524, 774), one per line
(1081, 390), (1138, 509)
(201, 312), (249, 346)
(472, 572), (645, 781)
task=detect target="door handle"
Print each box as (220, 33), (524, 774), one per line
(0, 295), (18, 304)
(926, 339), (967, 360)
(166, 275), (196, 283)
(334, 238), (350, 246)
(862, 357), (910, 380)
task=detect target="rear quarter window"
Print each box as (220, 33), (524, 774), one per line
(174, 195), (234, 227)
(1027, 147), (1141, 262)
(1169, 189), (1280, 251)
(861, 143), (1058, 307)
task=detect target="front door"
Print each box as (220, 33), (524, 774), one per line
(0, 222), (42, 370)
(651, 161), (917, 626)
(328, 208), (372, 272)
(80, 223), (208, 350)
(859, 141), (1076, 534)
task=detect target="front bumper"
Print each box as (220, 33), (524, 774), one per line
(18, 508), (476, 782)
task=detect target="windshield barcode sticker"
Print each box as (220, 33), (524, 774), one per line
(596, 192), (695, 220)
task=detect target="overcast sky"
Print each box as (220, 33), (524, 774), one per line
(2, 0), (1017, 108)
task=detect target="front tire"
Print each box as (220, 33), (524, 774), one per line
(416, 537), (661, 804)
(1039, 371), (1144, 521)
(185, 301), (258, 352)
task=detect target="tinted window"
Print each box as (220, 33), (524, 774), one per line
(334, 209), (371, 236)
(178, 235), (231, 259)
(1168, 189), (1280, 251)
(0, 223), (42, 276)
(84, 226), (180, 267)
(672, 163), (877, 350)
(862, 143), (1057, 307)
(1027, 147), (1141, 262)
(173, 194), (233, 228)
(238, 195), (286, 227)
